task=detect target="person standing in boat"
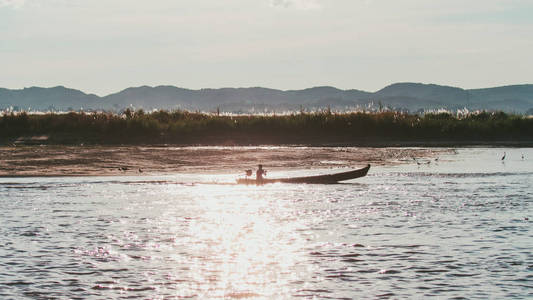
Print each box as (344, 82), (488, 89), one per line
(256, 164), (267, 184)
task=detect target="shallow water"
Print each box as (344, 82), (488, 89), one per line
(0, 148), (531, 299)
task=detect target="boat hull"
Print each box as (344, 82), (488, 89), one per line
(236, 164), (370, 185)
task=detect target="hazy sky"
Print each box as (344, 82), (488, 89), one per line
(1, 0), (532, 95)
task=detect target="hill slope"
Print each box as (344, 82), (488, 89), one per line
(1, 83), (531, 113)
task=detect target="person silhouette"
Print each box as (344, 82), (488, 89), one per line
(256, 164), (267, 183)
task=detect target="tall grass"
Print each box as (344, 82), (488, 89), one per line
(1, 109), (531, 144)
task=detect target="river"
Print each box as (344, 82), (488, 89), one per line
(0, 147), (531, 299)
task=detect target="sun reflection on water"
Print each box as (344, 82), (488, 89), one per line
(171, 184), (311, 298)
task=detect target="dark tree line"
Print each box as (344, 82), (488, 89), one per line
(1, 110), (532, 145)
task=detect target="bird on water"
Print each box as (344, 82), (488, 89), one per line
(501, 152), (506, 161)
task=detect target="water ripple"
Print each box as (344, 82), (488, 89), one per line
(0, 148), (532, 298)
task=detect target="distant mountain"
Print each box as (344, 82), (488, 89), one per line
(374, 83), (533, 113)
(0, 86), (102, 111)
(468, 85), (533, 112)
(375, 83), (470, 111)
(1, 83), (532, 114)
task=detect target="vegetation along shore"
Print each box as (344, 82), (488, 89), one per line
(1, 110), (532, 146)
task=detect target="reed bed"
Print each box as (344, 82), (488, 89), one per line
(1, 110), (531, 145)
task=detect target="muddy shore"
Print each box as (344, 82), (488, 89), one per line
(0, 146), (451, 177)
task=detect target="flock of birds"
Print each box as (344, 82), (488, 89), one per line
(412, 156), (438, 166)
(114, 152), (527, 173)
(118, 167), (143, 173)
(500, 152), (526, 161)
(412, 151), (525, 166)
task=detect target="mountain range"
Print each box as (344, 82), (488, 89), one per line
(1, 83), (532, 114)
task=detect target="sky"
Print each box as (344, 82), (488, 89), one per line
(1, 0), (532, 96)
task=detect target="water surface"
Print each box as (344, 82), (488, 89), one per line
(0, 148), (531, 299)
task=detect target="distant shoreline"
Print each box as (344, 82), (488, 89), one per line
(5, 135), (533, 148)
(5, 137), (533, 148)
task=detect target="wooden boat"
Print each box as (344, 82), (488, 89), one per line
(236, 164), (370, 185)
